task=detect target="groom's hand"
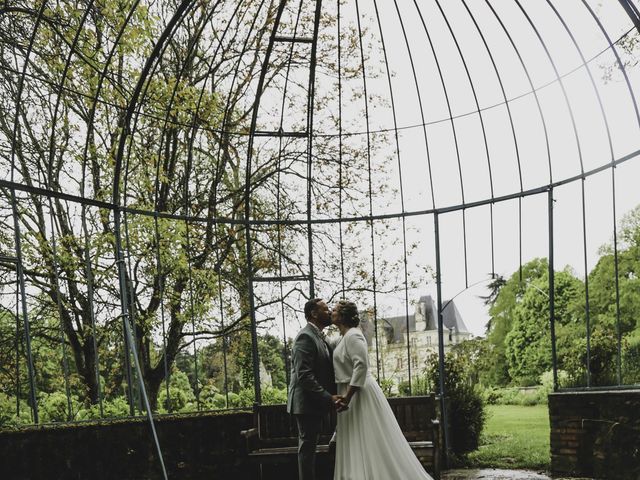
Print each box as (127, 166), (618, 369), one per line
(332, 395), (348, 412)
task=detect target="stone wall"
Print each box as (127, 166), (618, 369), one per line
(549, 390), (640, 480)
(0, 410), (254, 480)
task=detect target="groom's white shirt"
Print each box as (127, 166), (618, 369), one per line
(333, 328), (368, 387)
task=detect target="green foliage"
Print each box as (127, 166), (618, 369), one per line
(259, 335), (287, 389)
(425, 351), (486, 456)
(505, 270), (583, 386)
(378, 378), (395, 396)
(562, 326), (620, 386)
(158, 370), (196, 413)
(482, 258), (549, 386)
(623, 330), (640, 384)
(38, 392), (81, 423)
(260, 386), (288, 405)
(0, 393), (32, 428)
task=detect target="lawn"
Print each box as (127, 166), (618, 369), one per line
(463, 404), (550, 470)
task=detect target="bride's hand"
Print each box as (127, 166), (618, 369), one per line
(332, 395), (349, 412)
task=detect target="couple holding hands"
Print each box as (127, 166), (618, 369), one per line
(287, 298), (433, 480)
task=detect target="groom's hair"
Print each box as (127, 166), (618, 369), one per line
(304, 298), (323, 320)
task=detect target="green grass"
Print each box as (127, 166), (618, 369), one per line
(463, 404), (550, 470)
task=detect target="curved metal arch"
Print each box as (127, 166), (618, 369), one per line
(352, 0), (382, 383)
(545, 0), (620, 390)
(242, 0), (289, 405)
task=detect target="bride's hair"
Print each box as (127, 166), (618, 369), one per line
(337, 300), (359, 327)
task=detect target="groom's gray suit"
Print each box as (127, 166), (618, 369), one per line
(287, 322), (336, 480)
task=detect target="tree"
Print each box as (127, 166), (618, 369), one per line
(0, 0), (294, 411)
(0, 0), (422, 415)
(482, 258), (548, 385)
(505, 269), (583, 386)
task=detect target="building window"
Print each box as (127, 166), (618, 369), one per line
(412, 356), (418, 368)
(397, 357), (403, 369)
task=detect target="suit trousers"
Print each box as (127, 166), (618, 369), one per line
(295, 414), (323, 480)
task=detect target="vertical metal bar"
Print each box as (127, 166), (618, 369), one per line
(244, 0), (289, 405)
(15, 276), (21, 418)
(337, 0), (346, 298)
(372, 0), (413, 392)
(217, 270), (230, 408)
(152, 214), (171, 412)
(612, 169), (622, 385)
(490, 203), (496, 277)
(8, 0), (48, 427)
(122, 316), (135, 414)
(434, 213), (450, 467)
(582, 180), (592, 388)
(80, 203), (103, 416)
(274, 0), (304, 392)
(306, 0), (323, 299)
(47, 203), (73, 420)
(519, 198), (523, 283)
(121, 215), (138, 415)
(184, 221), (201, 410)
(583, 0), (640, 385)
(354, 0), (381, 382)
(548, 189), (558, 392)
(11, 190), (39, 424)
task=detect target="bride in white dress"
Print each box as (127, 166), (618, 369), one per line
(331, 300), (434, 480)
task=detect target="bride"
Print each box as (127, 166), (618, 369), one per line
(331, 300), (434, 480)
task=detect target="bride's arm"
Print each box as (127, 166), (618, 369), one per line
(343, 331), (369, 405)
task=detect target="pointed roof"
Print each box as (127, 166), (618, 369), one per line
(359, 295), (469, 345)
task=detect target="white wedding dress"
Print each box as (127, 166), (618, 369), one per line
(332, 328), (433, 480)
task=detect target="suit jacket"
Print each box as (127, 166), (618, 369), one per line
(287, 323), (337, 415)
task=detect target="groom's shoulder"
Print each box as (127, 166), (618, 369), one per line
(294, 324), (314, 341)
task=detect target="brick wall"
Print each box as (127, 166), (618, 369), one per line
(0, 410), (254, 480)
(549, 390), (640, 480)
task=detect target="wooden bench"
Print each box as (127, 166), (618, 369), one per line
(240, 395), (441, 480)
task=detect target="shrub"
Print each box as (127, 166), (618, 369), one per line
(378, 378), (395, 397)
(76, 396), (130, 420)
(0, 393), (31, 427)
(426, 352), (486, 456)
(261, 386), (287, 405)
(398, 380), (410, 397)
(39, 391), (82, 422)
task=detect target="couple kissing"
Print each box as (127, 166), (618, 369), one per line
(287, 298), (433, 480)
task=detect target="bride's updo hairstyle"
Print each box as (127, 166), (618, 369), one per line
(337, 300), (360, 328)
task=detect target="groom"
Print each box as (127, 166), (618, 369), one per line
(287, 298), (345, 480)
